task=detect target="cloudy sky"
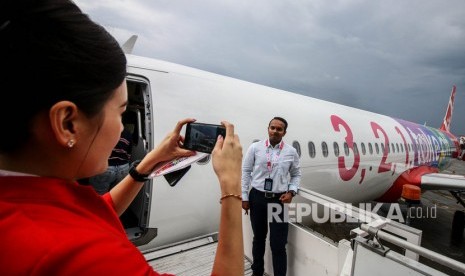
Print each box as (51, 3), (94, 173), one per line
(75, 0), (465, 134)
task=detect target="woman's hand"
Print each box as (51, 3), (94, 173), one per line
(212, 121), (242, 194)
(211, 121), (244, 276)
(137, 118), (197, 174)
(154, 118), (197, 160)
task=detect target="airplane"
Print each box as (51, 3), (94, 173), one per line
(118, 47), (465, 250)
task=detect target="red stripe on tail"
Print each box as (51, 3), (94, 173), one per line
(440, 85), (456, 133)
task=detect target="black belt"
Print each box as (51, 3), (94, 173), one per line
(253, 188), (286, 199)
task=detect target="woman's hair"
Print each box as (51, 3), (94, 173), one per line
(0, 0), (127, 153)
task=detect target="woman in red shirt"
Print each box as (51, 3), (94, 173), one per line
(0, 0), (243, 275)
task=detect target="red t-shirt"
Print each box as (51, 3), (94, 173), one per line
(0, 176), (173, 275)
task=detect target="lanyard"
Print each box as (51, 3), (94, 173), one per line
(265, 140), (284, 176)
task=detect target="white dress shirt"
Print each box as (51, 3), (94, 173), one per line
(241, 139), (301, 201)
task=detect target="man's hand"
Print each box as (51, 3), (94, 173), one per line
(242, 201), (250, 215)
(279, 192), (293, 204)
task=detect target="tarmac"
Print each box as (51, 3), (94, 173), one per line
(409, 159), (465, 275)
(305, 158), (465, 275)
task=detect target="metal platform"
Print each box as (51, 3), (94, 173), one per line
(144, 234), (254, 275)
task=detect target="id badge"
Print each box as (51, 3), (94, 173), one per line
(264, 178), (273, 191)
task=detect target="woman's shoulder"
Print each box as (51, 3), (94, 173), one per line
(36, 231), (162, 275)
(0, 207), (163, 275)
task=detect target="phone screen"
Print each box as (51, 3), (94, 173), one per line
(184, 122), (226, 154)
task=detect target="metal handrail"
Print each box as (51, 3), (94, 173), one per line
(361, 224), (465, 274)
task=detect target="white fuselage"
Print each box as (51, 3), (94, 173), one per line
(127, 55), (457, 247)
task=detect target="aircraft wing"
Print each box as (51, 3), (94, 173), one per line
(421, 173), (465, 190)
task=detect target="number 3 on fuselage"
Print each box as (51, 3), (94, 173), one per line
(330, 115), (360, 181)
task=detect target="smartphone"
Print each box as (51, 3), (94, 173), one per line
(183, 122), (226, 154)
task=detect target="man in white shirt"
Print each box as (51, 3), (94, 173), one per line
(242, 117), (301, 276)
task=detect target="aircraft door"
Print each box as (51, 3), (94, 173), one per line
(123, 77), (156, 246)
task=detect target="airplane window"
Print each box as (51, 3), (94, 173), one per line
(409, 144), (412, 151)
(361, 143), (366, 155)
(368, 143), (373, 155)
(252, 139), (260, 143)
(333, 142), (340, 157)
(391, 143), (395, 153)
(293, 141), (301, 157)
(375, 143), (380, 154)
(396, 143), (400, 153)
(353, 143), (359, 156)
(400, 144), (404, 153)
(344, 142), (349, 156)
(308, 142), (316, 158)
(381, 143), (385, 153)
(322, 142), (329, 157)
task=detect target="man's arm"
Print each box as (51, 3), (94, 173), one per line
(288, 149), (301, 193)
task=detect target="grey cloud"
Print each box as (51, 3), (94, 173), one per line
(76, 0), (465, 134)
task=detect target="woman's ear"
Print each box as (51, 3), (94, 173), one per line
(49, 101), (80, 148)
